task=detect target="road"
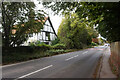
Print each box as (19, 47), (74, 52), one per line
(2, 46), (107, 79)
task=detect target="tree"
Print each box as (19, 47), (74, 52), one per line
(2, 2), (45, 47)
(57, 13), (98, 49)
(43, 2), (120, 42)
(76, 2), (120, 42)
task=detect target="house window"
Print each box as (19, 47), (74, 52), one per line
(46, 32), (50, 41)
(46, 32), (50, 36)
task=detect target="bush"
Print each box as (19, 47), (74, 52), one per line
(28, 41), (52, 51)
(3, 46), (35, 54)
(48, 49), (64, 54)
(37, 43), (52, 51)
(51, 38), (60, 46)
(46, 49), (71, 56)
(53, 43), (66, 49)
(29, 42), (35, 46)
(35, 41), (41, 45)
(91, 42), (98, 46)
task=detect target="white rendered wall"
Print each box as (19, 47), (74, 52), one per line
(22, 19), (56, 46)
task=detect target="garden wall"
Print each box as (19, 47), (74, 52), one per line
(110, 41), (120, 77)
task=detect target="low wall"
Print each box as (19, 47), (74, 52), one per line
(110, 41), (120, 77)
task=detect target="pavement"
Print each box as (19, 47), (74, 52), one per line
(99, 46), (117, 78)
(2, 46), (106, 79)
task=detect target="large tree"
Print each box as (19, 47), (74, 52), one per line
(58, 13), (98, 49)
(43, 2), (120, 42)
(2, 2), (45, 47)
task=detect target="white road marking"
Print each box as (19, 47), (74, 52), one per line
(82, 51), (88, 54)
(15, 65), (53, 80)
(65, 55), (78, 61)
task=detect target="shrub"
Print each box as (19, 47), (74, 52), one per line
(3, 46), (35, 54)
(37, 43), (52, 51)
(28, 41), (52, 51)
(51, 38), (60, 46)
(91, 42), (98, 46)
(53, 43), (66, 49)
(35, 41), (41, 45)
(46, 49), (71, 56)
(29, 42), (35, 46)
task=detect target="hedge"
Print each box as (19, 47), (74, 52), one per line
(52, 43), (66, 50)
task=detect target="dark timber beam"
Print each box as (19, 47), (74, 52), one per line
(48, 17), (58, 38)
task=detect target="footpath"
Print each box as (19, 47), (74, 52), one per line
(98, 47), (117, 78)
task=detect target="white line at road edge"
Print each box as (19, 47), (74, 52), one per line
(82, 51), (88, 54)
(15, 65), (53, 80)
(65, 55), (78, 61)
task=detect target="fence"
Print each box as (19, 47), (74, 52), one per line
(110, 41), (120, 77)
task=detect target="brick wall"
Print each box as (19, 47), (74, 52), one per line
(110, 41), (120, 77)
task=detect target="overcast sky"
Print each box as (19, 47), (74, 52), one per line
(34, 0), (62, 33)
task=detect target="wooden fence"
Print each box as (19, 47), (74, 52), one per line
(110, 41), (120, 77)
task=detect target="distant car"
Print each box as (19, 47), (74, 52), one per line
(105, 44), (108, 46)
(104, 43), (110, 46)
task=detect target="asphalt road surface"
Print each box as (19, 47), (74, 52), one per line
(2, 46), (107, 79)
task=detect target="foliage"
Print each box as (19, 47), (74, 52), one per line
(2, 2), (46, 47)
(36, 43), (51, 50)
(3, 46), (34, 53)
(80, 2), (120, 42)
(3, 48), (73, 65)
(29, 42), (36, 46)
(28, 41), (51, 51)
(57, 13), (98, 49)
(91, 42), (98, 46)
(52, 43), (66, 49)
(42, 2), (120, 42)
(46, 49), (71, 56)
(34, 41), (43, 45)
(3, 51), (45, 65)
(99, 38), (106, 45)
(51, 38), (60, 46)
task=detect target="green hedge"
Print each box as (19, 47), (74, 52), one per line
(45, 49), (71, 56)
(29, 42), (52, 51)
(3, 46), (34, 54)
(52, 43), (66, 49)
(51, 38), (60, 46)
(36, 43), (52, 51)
(3, 43), (52, 54)
(91, 42), (98, 46)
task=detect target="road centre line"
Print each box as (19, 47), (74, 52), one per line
(15, 65), (53, 80)
(65, 55), (78, 61)
(82, 51), (88, 54)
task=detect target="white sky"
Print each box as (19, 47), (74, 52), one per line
(34, 0), (62, 33)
